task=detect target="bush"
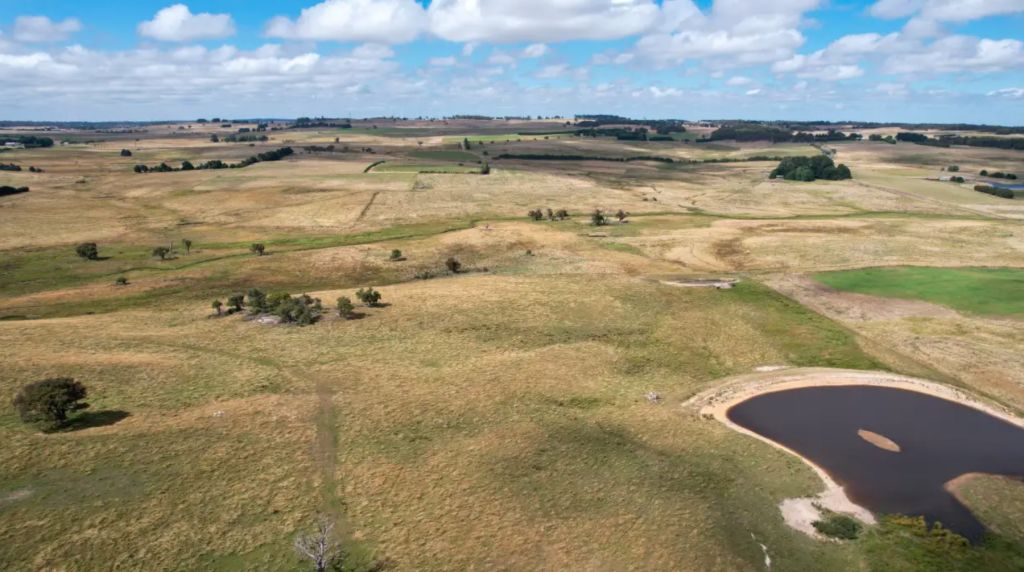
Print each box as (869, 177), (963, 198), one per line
(445, 257), (462, 273)
(812, 513), (862, 540)
(115, 276), (128, 286)
(947, 165), (959, 172)
(152, 246), (171, 260)
(227, 294), (245, 312)
(250, 243), (266, 256)
(591, 209), (607, 226)
(75, 242), (99, 260)
(949, 176), (965, 183)
(247, 288), (268, 312)
(120, 149), (132, 157)
(336, 296), (355, 319)
(212, 300), (223, 315)
(356, 287), (382, 307)
(528, 209), (544, 221)
(12, 378), (88, 430)
(390, 249), (403, 261)
(980, 169), (988, 176)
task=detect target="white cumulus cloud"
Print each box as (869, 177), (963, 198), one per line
(266, 0), (425, 43)
(13, 16), (82, 43)
(138, 4), (235, 42)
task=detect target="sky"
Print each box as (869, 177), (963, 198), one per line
(0, 0), (1022, 123)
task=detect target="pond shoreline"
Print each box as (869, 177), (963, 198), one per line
(684, 367), (1024, 538)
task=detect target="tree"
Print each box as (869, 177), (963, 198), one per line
(228, 294), (245, 312)
(546, 208), (554, 221)
(555, 208), (569, 220)
(980, 169), (989, 176)
(247, 288), (268, 312)
(212, 299), (223, 315)
(75, 242), (99, 260)
(947, 165), (959, 172)
(181, 160), (195, 171)
(356, 287), (382, 307)
(390, 249), (403, 261)
(445, 257), (462, 273)
(528, 209), (544, 221)
(152, 246), (171, 260)
(250, 243), (266, 256)
(616, 209), (628, 222)
(591, 209), (606, 226)
(480, 162), (490, 175)
(12, 378), (88, 430)
(182, 239), (193, 254)
(120, 149), (132, 157)
(294, 516), (337, 572)
(336, 296), (355, 319)
(210, 134), (219, 143)
(115, 276), (128, 286)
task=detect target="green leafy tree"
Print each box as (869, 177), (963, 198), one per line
(120, 149), (132, 157)
(356, 287), (382, 307)
(75, 242), (99, 260)
(12, 378), (88, 430)
(390, 249), (403, 261)
(591, 209), (606, 226)
(247, 288), (268, 312)
(152, 246), (171, 260)
(250, 243), (266, 256)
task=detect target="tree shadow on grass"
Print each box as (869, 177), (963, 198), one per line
(60, 410), (130, 432)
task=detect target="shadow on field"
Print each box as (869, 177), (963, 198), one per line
(62, 410), (131, 431)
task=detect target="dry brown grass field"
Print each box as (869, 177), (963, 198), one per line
(2, 121), (1024, 571)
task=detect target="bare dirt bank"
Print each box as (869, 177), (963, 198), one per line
(684, 367), (1024, 538)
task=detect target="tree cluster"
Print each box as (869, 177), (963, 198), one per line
(770, 155), (852, 181)
(897, 131), (1024, 151)
(975, 185), (1015, 199)
(0, 185), (29, 197)
(0, 163), (22, 171)
(134, 147), (294, 173)
(75, 242), (100, 260)
(496, 153), (675, 163)
(527, 208), (570, 221)
(0, 135), (54, 148)
(980, 170), (1018, 180)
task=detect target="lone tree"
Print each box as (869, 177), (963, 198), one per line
(294, 516), (338, 572)
(152, 246), (171, 260)
(591, 209), (606, 226)
(445, 257), (462, 273)
(390, 249), (403, 261)
(12, 378), (88, 431)
(182, 238), (193, 254)
(616, 209), (628, 222)
(336, 296), (355, 319)
(120, 149), (133, 157)
(227, 294), (245, 312)
(75, 242), (99, 260)
(250, 243), (266, 256)
(212, 299), (223, 316)
(356, 287), (382, 307)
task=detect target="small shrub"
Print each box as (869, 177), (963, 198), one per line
(528, 209), (544, 221)
(947, 165), (959, 172)
(227, 294), (245, 312)
(390, 249), (403, 261)
(115, 276), (128, 286)
(445, 257), (462, 273)
(75, 242), (99, 260)
(980, 169), (988, 176)
(949, 176), (965, 183)
(616, 209), (628, 222)
(336, 296), (355, 319)
(247, 288), (268, 312)
(212, 299), (223, 315)
(414, 270), (435, 280)
(12, 378), (88, 430)
(554, 208), (569, 220)
(152, 246), (171, 260)
(120, 149), (132, 157)
(182, 238), (193, 254)
(356, 287), (382, 307)
(812, 513), (862, 540)
(250, 243), (266, 256)
(591, 209), (607, 226)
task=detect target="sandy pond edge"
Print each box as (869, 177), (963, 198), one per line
(683, 367), (1024, 539)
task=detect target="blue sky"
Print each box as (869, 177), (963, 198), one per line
(0, 1), (1021, 122)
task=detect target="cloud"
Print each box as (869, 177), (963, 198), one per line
(429, 56), (457, 66)
(632, 0), (822, 68)
(522, 43), (549, 58)
(870, 0), (1024, 38)
(884, 36), (1024, 74)
(13, 16), (82, 43)
(726, 75), (753, 85)
(987, 87), (1024, 98)
(535, 64), (569, 79)
(138, 4), (235, 42)
(266, 0), (425, 43)
(428, 0), (660, 43)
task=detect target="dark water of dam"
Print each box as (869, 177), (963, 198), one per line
(726, 385), (1024, 541)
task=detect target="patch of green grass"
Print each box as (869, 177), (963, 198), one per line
(408, 149), (480, 162)
(814, 511), (862, 539)
(862, 515), (1024, 572)
(375, 163), (483, 174)
(815, 266), (1024, 316)
(599, 241), (645, 256)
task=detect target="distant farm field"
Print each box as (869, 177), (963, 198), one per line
(815, 266), (1024, 316)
